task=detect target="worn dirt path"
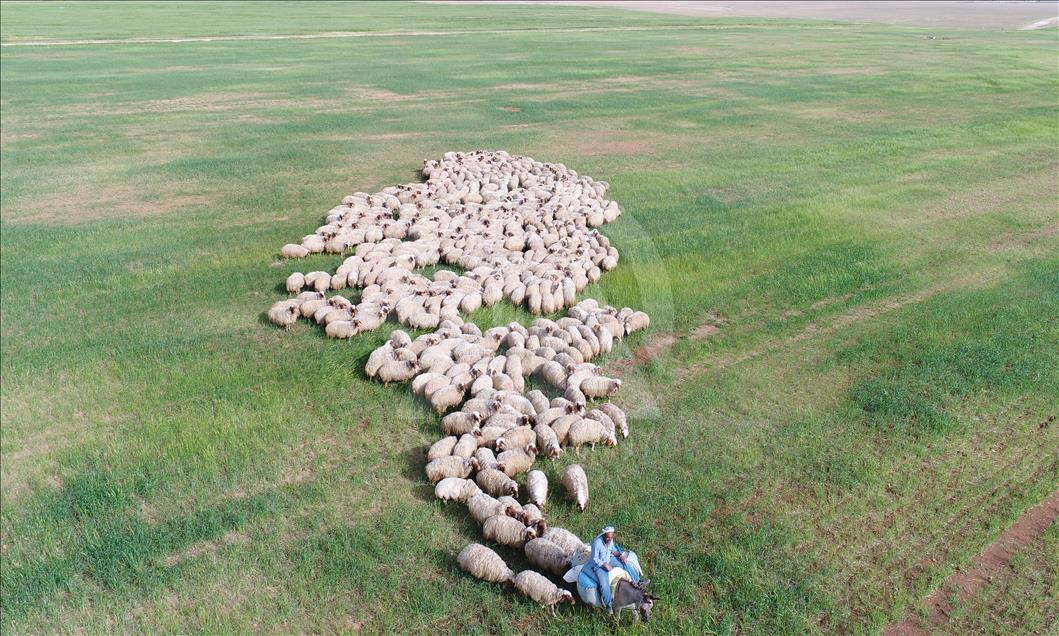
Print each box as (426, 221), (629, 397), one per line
(883, 489), (1059, 635)
(0, 23), (798, 47)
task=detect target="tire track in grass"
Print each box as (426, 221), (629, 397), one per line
(0, 23), (812, 47)
(883, 489), (1059, 635)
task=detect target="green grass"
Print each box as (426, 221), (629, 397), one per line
(2, 1), (1057, 633)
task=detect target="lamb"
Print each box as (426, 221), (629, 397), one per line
(496, 446), (537, 477)
(561, 464), (588, 511)
(457, 543), (514, 587)
(483, 514), (536, 549)
(424, 456), (476, 483)
(268, 300), (300, 330)
(513, 570), (574, 614)
(526, 470), (548, 508)
(523, 537), (569, 576)
(597, 402), (629, 438)
(434, 477), (480, 502)
(427, 436), (458, 461)
(475, 467), (519, 497)
(566, 418), (617, 453)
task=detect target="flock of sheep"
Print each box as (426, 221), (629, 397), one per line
(270, 151), (650, 614)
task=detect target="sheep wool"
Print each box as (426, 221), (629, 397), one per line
(561, 464), (589, 512)
(524, 538), (570, 576)
(513, 570), (574, 611)
(475, 467), (519, 498)
(526, 470), (548, 509)
(457, 543), (514, 586)
(434, 477), (480, 503)
(483, 514), (535, 549)
(424, 456), (475, 483)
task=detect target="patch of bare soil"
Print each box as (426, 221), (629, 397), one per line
(883, 489), (1059, 635)
(497, 106), (521, 112)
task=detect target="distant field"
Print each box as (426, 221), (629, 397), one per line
(1, 1), (1056, 633)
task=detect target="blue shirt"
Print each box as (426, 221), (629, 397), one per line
(591, 534), (619, 569)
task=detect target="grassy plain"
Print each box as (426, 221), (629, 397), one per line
(1, 1), (1056, 633)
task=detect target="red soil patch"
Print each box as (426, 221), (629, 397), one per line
(883, 489), (1059, 635)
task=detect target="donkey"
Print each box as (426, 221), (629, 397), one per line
(612, 578), (655, 622)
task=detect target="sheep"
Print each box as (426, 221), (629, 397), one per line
(496, 446), (537, 477)
(429, 384), (465, 414)
(580, 375), (622, 399)
(451, 433), (478, 459)
(483, 514), (535, 549)
(520, 503), (547, 535)
(434, 477), (480, 502)
(467, 492), (509, 524)
(427, 436), (458, 461)
(475, 468), (519, 497)
(457, 543), (514, 587)
(566, 418), (617, 453)
(377, 358), (418, 385)
(286, 272), (305, 294)
(526, 470), (548, 508)
(597, 402), (628, 438)
(585, 408), (617, 439)
(280, 243), (309, 258)
(550, 413), (579, 445)
(425, 456), (476, 483)
(513, 570), (574, 614)
(441, 411), (482, 436)
(533, 424), (562, 459)
(561, 464), (588, 511)
(524, 538), (569, 576)
(543, 526), (587, 557)
(494, 426), (535, 452)
(473, 446), (499, 471)
(268, 300), (300, 330)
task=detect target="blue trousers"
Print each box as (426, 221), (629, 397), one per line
(589, 556), (639, 609)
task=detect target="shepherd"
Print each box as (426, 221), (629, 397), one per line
(584, 526), (640, 613)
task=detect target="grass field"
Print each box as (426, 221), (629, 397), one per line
(2, 1), (1057, 633)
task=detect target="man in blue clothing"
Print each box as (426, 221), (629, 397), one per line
(588, 525), (639, 612)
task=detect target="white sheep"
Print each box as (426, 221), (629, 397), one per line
(286, 272), (305, 294)
(457, 543), (514, 587)
(434, 477), (480, 502)
(597, 402), (628, 438)
(561, 464), (588, 511)
(513, 570), (574, 614)
(268, 300), (300, 330)
(427, 436), (458, 461)
(543, 526), (587, 557)
(483, 514), (535, 549)
(566, 418), (617, 454)
(526, 470), (548, 508)
(475, 467), (518, 497)
(424, 456), (475, 483)
(524, 538), (569, 576)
